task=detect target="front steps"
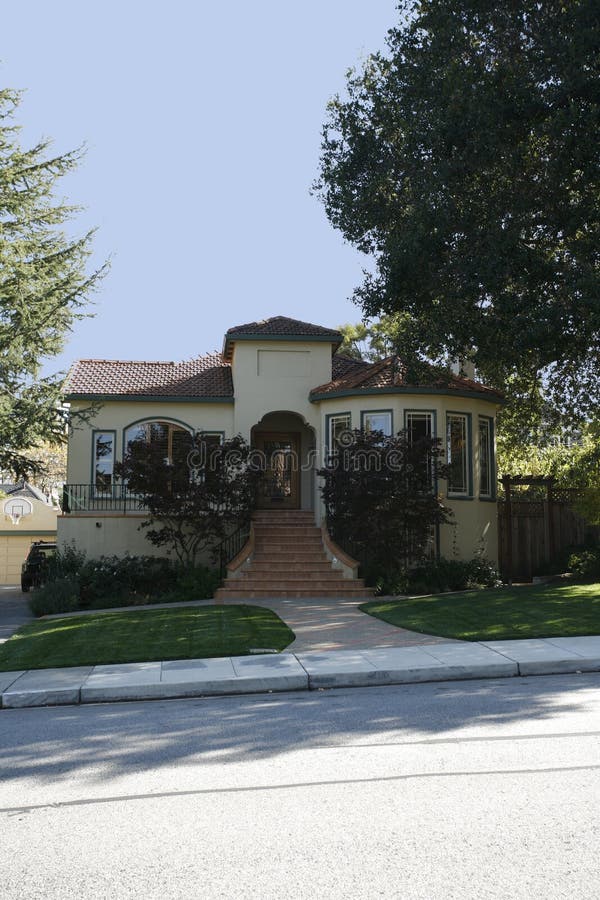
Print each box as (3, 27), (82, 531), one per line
(214, 510), (372, 600)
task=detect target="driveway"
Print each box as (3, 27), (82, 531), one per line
(0, 586), (33, 644)
(219, 595), (452, 651)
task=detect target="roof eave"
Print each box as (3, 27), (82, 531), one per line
(309, 385), (506, 404)
(223, 332), (342, 361)
(64, 393), (235, 404)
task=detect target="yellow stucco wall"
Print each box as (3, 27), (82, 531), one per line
(64, 342), (500, 565)
(57, 514), (214, 566)
(231, 340), (331, 436)
(67, 400), (235, 484)
(0, 497), (58, 584)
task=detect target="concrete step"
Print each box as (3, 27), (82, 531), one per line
(247, 561), (335, 572)
(215, 587), (372, 599)
(218, 511), (367, 599)
(254, 548), (326, 557)
(254, 537), (324, 547)
(253, 514), (314, 523)
(233, 576), (362, 588)
(253, 527), (321, 537)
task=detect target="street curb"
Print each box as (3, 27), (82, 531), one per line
(2, 637), (600, 709)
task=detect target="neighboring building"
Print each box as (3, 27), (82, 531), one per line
(60, 316), (503, 578)
(0, 482), (58, 585)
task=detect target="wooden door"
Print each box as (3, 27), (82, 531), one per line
(253, 432), (300, 509)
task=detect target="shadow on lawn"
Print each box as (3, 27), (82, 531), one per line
(1, 673), (599, 791)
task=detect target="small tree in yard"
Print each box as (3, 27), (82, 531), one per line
(319, 429), (451, 585)
(116, 434), (261, 567)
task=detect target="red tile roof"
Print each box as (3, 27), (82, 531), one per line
(331, 354), (372, 380)
(311, 356), (504, 401)
(65, 352), (233, 399)
(226, 316), (342, 339)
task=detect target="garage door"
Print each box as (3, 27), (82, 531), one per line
(0, 536), (38, 585)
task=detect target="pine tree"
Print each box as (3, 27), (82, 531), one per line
(0, 88), (107, 477)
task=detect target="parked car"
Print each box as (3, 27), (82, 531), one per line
(21, 541), (57, 592)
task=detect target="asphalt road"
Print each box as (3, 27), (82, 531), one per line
(1, 674), (600, 899)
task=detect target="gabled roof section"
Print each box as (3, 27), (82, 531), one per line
(0, 481), (51, 503)
(223, 316), (342, 360)
(65, 352), (233, 401)
(311, 355), (505, 403)
(331, 353), (373, 381)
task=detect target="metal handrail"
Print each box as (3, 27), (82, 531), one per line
(216, 521), (251, 579)
(61, 483), (146, 514)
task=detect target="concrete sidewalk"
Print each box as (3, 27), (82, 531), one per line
(2, 635), (600, 708)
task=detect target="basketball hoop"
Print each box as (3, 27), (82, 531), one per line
(4, 497), (31, 526)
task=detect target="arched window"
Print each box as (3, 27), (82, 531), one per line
(124, 420), (192, 467)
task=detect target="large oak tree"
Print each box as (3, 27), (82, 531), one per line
(316, 1), (599, 419)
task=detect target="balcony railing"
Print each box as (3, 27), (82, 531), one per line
(61, 483), (147, 514)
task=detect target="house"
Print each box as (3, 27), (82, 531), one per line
(0, 482), (58, 585)
(60, 316), (503, 597)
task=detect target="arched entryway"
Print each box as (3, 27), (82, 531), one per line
(251, 411), (316, 511)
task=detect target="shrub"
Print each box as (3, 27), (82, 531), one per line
(319, 427), (451, 584)
(373, 556), (501, 596)
(45, 544), (87, 581)
(169, 566), (221, 602)
(77, 555), (174, 607)
(568, 549), (600, 579)
(29, 577), (81, 617)
(29, 551), (220, 616)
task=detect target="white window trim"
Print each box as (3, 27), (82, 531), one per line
(361, 410), (393, 437)
(446, 413), (472, 497)
(327, 413), (352, 455)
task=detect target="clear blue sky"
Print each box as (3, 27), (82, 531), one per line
(2, 1), (399, 374)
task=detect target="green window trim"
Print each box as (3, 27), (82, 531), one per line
(325, 412), (352, 455)
(360, 409), (394, 436)
(478, 416), (496, 500)
(195, 430), (225, 444)
(122, 417), (194, 462)
(446, 412), (473, 499)
(91, 429), (117, 492)
(403, 409), (437, 440)
(404, 409), (438, 490)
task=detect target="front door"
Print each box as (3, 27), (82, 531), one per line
(254, 432), (300, 509)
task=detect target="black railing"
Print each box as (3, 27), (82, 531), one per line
(61, 483), (147, 514)
(216, 521), (251, 579)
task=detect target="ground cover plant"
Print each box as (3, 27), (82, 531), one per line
(0, 604), (295, 671)
(360, 581), (600, 642)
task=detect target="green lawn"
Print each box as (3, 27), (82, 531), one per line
(360, 581), (600, 641)
(0, 604), (295, 672)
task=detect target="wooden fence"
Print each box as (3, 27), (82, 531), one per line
(497, 497), (594, 582)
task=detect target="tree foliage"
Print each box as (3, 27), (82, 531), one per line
(318, 428), (450, 583)
(0, 88), (106, 477)
(316, 1), (600, 419)
(116, 434), (261, 566)
(338, 314), (416, 362)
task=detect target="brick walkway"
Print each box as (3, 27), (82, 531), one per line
(218, 595), (453, 652)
